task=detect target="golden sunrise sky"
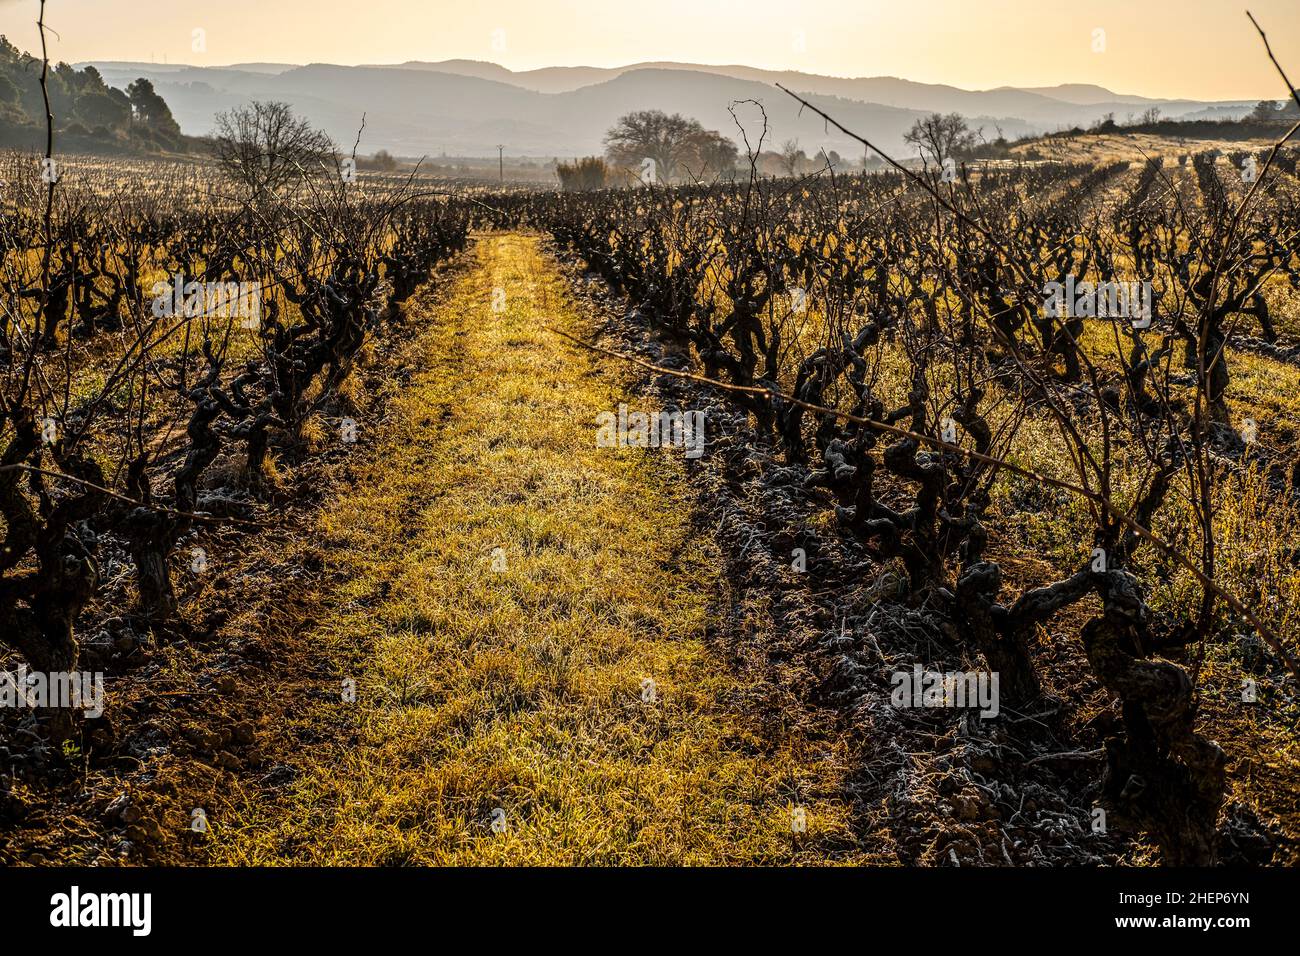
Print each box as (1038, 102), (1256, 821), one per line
(1, 0), (1298, 101)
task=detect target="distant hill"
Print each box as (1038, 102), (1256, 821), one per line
(78, 57), (1261, 160)
(1015, 83), (1162, 107)
(372, 60), (1252, 124)
(219, 63), (299, 75)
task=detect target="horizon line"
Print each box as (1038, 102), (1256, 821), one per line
(63, 55), (1270, 105)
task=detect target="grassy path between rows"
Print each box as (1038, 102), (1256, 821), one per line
(213, 232), (876, 865)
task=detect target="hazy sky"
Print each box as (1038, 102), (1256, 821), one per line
(1, 0), (1298, 100)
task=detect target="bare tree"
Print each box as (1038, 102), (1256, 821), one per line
(212, 101), (335, 197)
(604, 110), (735, 183)
(682, 130), (739, 180)
(903, 112), (977, 165)
(778, 138), (807, 176)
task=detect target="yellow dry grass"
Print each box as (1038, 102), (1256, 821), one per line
(212, 232), (879, 865)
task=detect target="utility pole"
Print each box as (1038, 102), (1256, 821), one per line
(497, 145), (504, 183)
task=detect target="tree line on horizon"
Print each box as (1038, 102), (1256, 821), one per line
(0, 35), (185, 152)
(557, 108), (1005, 191)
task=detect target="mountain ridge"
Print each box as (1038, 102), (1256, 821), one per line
(78, 57), (1259, 159)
